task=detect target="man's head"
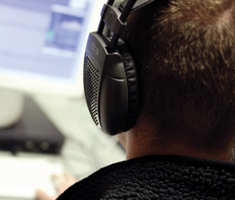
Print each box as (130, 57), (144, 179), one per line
(121, 0), (235, 156)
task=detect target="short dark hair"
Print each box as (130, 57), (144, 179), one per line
(122, 0), (235, 152)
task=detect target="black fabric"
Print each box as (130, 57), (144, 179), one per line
(57, 155), (235, 200)
(117, 41), (139, 131)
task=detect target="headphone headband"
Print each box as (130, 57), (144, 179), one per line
(99, 0), (155, 51)
(119, 0), (155, 12)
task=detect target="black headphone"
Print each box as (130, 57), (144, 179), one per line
(83, 0), (154, 135)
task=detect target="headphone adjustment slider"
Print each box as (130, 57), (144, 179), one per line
(101, 4), (127, 35)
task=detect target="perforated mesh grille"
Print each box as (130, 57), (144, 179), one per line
(84, 55), (100, 126)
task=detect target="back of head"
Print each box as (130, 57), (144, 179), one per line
(122, 0), (235, 153)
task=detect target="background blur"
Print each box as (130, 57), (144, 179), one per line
(0, 0), (125, 199)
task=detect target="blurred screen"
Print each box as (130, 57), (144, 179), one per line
(0, 0), (98, 96)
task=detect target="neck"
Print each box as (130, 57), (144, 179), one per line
(120, 128), (231, 162)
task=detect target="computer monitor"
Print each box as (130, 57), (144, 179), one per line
(0, 0), (104, 96)
(0, 0), (105, 128)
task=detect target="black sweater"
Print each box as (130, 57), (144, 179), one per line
(57, 155), (235, 199)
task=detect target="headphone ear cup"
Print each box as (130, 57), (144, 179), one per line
(84, 33), (139, 135)
(117, 42), (140, 131)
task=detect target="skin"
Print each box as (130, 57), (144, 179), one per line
(36, 173), (77, 200)
(119, 130), (231, 161)
(118, 114), (232, 161)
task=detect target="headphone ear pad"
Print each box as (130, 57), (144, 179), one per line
(117, 43), (140, 131)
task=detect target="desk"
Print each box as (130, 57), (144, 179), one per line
(0, 94), (125, 200)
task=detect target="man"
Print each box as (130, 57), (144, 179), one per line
(120, 0), (235, 161)
(37, 0), (235, 199)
